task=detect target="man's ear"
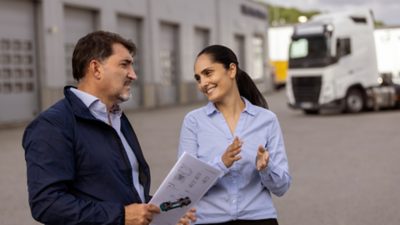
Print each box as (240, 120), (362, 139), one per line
(88, 59), (102, 80)
(228, 63), (237, 79)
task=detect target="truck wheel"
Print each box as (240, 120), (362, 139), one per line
(303, 109), (319, 115)
(345, 89), (364, 113)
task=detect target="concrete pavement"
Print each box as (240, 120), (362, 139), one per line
(1, 89), (400, 225)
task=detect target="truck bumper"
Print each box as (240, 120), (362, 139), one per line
(288, 99), (344, 110)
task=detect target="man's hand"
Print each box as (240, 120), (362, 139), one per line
(256, 145), (269, 171)
(124, 203), (160, 225)
(222, 137), (242, 168)
(177, 208), (196, 225)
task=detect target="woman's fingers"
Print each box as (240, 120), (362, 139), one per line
(256, 145), (269, 171)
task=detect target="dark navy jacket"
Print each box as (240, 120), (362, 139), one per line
(22, 87), (151, 225)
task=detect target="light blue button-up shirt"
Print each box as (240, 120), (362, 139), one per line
(70, 88), (145, 202)
(178, 98), (291, 224)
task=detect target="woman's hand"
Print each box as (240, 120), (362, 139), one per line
(256, 145), (269, 171)
(222, 137), (242, 168)
(176, 208), (196, 225)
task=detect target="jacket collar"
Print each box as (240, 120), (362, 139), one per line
(64, 86), (98, 121)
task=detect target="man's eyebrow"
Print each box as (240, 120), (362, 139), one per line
(121, 58), (133, 64)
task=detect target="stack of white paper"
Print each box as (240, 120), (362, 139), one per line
(149, 152), (222, 225)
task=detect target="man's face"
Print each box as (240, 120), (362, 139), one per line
(98, 43), (137, 104)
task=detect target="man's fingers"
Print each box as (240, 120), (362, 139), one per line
(146, 204), (161, 214)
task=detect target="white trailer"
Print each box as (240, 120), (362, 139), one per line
(374, 27), (400, 85)
(286, 9), (400, 114)
(268, 26), (293, 87)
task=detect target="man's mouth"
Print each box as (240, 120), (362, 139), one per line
(124, 81), (132, 87)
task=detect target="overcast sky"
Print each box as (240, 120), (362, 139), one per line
(261, 0), (400, 26)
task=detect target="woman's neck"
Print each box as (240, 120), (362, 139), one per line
(215, 92), (245, 134)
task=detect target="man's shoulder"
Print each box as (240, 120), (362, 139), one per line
(23, 98), (74, 145)
(28, 98), (73, 129)
(42, 98), (72, 119)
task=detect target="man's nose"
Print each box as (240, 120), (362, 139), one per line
(128, 67), (137, 80)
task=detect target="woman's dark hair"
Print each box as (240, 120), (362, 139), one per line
(72, 30), (136, 81)
(197, 45), (268, 109)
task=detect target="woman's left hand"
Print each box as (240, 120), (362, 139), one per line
(256, 145), (269, 171)
(176, 208), (196, 225)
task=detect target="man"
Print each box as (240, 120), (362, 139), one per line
(22, 31), (195, 225)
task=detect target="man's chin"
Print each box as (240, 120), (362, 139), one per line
(118, 92), (132, 103)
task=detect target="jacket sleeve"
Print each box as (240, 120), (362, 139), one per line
(22, 115), (125, 225)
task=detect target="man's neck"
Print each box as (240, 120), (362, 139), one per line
(77, 83), (115, 111)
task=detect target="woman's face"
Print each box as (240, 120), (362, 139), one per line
(194, 54), (237, 103)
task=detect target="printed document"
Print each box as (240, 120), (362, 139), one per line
(149, 152), (222, 225)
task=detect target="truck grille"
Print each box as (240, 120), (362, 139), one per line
(291, 76), (322, 103)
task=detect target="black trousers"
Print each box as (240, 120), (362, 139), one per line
(197, 218), (279, 225)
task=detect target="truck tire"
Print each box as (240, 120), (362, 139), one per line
(303, 109), (320, 115)
(344, 88), (364, 113)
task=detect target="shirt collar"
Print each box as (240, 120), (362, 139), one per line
(69, 87), (122, 116)
(205, 97), (257, 117)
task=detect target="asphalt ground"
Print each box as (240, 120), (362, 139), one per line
(1, 89), (400, 225)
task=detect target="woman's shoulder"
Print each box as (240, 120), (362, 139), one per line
(245, 99), (277, 119)
(186, 101), (216, 117)
(184, 105), (209, 120)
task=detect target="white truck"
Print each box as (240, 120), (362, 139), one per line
(374, 27), (400, 85)
(286, 9), (400, 114)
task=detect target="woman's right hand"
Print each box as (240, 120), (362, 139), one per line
(221, 137), (242, 168)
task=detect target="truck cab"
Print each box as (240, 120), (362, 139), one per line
(286, 9), (379, 114)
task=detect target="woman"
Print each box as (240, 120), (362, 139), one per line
(178, 45), (291, 225)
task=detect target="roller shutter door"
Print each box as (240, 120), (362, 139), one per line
(64, 6), (97, 85)
(0, 0), (38, 124)
(117, 15), (143, 109)
(158, 23), (179, 106)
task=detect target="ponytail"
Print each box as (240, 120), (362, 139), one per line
(236, 68), (269, 109)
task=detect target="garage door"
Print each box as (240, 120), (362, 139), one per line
(117, 15), (143, 109)
(64, 6), (97, 85)
(193, 28), (210, 101)
(158, 23), (180, 106)
(0, 0), (38, 124)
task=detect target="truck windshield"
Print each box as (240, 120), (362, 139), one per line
(289, 35), (335, 68)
